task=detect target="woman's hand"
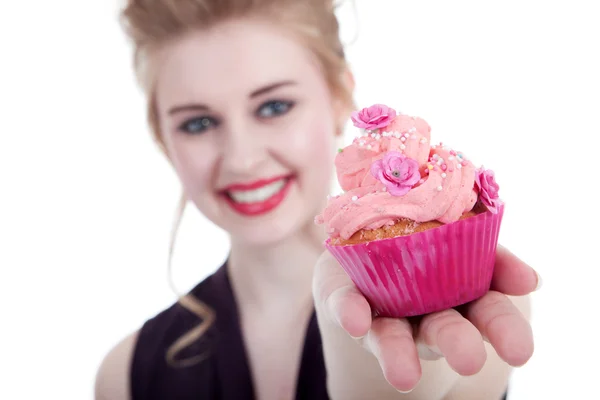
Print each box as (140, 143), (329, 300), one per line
(313, 244), (540, 393)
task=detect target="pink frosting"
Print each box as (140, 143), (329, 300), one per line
(335, 115), (432, 191)
(316, 112), (481, 240)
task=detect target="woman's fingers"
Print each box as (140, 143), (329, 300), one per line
(313, 252), (371, 338)
(466, 291), (534, 366)
(366, 318), (422, 393)
(314, 252), (421, 392)
(326, 284), (372, 338)
(417, 309), (487, 375)
(492, 245), (542, 295)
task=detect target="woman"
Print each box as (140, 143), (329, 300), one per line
(96, 0), (540, 398)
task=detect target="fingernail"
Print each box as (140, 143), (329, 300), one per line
(333, 313), (342, 327)
(416, 342), (444, 360)
(534, 270), (543, 291)
(397, 388), (414, 394)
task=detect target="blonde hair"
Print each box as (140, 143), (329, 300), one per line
(120, 0), (355, 367)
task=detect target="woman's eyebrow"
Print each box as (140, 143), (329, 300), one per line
(249, 80), (297, 98)
(167, 81), (297, 115)
(168, 103), (210, 115)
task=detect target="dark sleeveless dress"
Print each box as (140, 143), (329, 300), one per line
(130, 263), (509, 399)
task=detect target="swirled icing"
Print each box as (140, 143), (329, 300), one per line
(315, 113), (479, 240)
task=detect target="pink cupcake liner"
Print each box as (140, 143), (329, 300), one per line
(325, 205), (504, 318)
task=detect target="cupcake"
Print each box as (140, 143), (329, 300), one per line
(315, 104), (503, 318)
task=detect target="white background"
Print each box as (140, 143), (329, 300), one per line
(1, 1), (599, 399)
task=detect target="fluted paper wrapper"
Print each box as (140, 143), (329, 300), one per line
(325, 205), (504, 318)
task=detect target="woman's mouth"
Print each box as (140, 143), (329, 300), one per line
(222, 175), (293, 216)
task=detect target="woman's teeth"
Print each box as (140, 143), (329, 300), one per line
(228, 179), (287, 204)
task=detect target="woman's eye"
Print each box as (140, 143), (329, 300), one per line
(257, 100), (294, 118)
(178, 117), (216, 134)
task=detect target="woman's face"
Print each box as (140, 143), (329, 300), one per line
(154, 19), (341, 245)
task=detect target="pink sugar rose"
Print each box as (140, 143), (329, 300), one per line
(351, 104), (397, 130)
(474, 167), (501, 213)
(370, 151), (420, 196)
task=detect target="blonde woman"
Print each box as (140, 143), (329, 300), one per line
(96, 0), (539, 399)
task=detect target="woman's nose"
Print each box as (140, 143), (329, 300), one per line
(220, 129), (267, 175)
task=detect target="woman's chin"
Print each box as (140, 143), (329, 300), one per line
(228, 217), (306, 247)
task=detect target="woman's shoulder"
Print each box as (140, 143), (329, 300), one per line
(94, 267), (228, 400)
(94, 329), (140, 400)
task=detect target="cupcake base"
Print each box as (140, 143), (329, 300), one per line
(325, 204), (504, 318)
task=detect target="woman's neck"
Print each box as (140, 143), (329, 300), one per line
(227, 221), (326, 314)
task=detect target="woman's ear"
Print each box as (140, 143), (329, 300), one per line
(334, 68), (356, 136)
(344, 68), (355, 93)
(335, 109), (348, 137)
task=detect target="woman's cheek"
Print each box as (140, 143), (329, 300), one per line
(171, 143), (216, 191)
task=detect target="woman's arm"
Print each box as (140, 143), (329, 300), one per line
(94, 330), (139, 400)
(313, 246), (538, 400)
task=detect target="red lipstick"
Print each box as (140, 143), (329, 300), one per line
(222, 175), (293, 217)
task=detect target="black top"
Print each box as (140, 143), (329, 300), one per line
(131, 264), (327, 400)
(131, 263), (508, 399)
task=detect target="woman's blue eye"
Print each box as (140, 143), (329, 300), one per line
(257, 101), (294, 118)
(179, 117), (215, 134)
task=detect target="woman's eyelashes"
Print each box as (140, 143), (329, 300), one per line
(256, 100), (295, 119)
(176, 100), (294, 135)
(178, 116), (219, 134)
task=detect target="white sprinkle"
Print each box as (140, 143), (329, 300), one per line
(401, 137), (406, 142)
(409, 127), (417, 133)
(376, 134), (381, 140)
(371, 133), (376, 138)
(382, 187), (387, 192)
(433, 154), (439, 160)
(437, 186), (443, 191)
(441, 173), (447, 178)
(457, 163), (462, 169)
(394, 132), (401, 139)
(420, 138), (427, 144)
(437, 159), (443, 165)
(400, 144), (406, 150)
(352, 196), (358, 201)
(448, 156), (455, 161)
(404, 133), (410, 138)
(367, 145), (372, 150)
